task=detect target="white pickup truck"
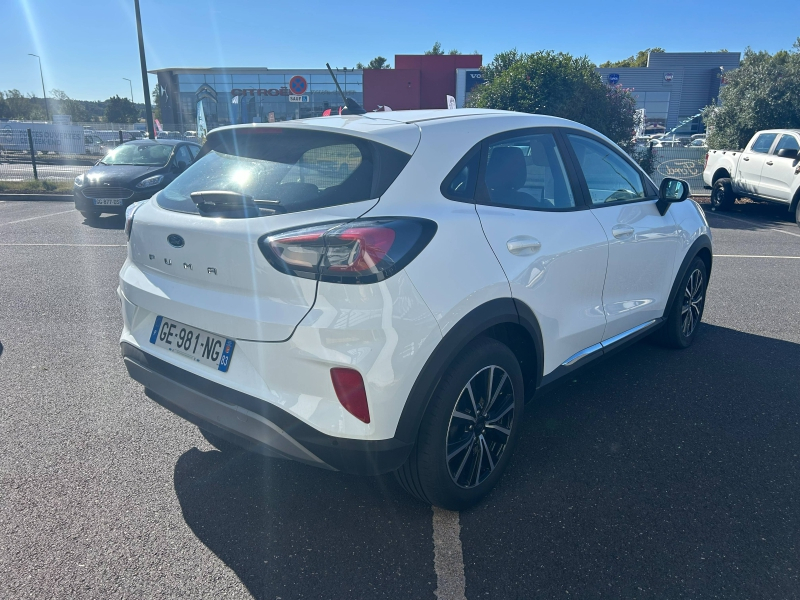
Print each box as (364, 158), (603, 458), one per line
(703, 129), (800, 224)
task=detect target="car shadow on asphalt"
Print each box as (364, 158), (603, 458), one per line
(460, 323), (800, 599)
(173, 445), (436, 599)
(703, 201), (796, 231)
(82, 214), (125, 229)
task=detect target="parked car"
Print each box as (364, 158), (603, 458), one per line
(688, 138), (707, 148)
(184, 130), (198, 141)
(703, 129), (800, 223)
(119, 109), (712, 509)
(73, 139), (200, 220)
(84, 135), (107, 155)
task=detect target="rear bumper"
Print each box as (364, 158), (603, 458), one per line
(121, 342), (413, 475)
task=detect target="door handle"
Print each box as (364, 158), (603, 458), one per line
(506, 236), (541, 255)
(743, 156), (750, 161)
(766, 160), (774, 165)
(611, 224), (635, 239)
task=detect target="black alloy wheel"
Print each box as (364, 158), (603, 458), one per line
(395, 337), (524, 510)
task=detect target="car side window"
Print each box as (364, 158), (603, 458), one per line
(187, 145), (200, 161)
(443, 147), (480, 201)
(750, 133), (778, 154)
(773, 134), (800, 154)
(480, 133), (575, 210)
(567, 134), (646, 205)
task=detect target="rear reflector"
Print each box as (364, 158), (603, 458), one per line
(330, 368), (370, 423)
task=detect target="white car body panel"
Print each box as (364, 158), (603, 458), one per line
(590, 200), (680, 340)
(121, 196), (380, 342)
(477, 206), (608, 374)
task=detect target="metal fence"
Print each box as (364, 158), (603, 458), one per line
(0, 124), (198, 185)
(641, 145), (708, 195)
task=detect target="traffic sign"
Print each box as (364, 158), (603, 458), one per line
(608, 73), (620, 85)
(289, 95), (309, 102)
(289, 76), (308, 95)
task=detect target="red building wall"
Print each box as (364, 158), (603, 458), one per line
(363, 69), (420, 112)
(362, 54), (482, 112)
(395, 55), (482, 109)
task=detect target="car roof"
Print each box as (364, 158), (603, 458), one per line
(211, 109), (597, 154)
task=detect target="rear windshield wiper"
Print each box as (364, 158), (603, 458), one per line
(190, 190), (281, 218)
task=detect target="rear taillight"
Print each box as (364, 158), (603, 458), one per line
(258, 218), (437, 284)
(124, 200), (146, 240)
(704, 152), (709, 169)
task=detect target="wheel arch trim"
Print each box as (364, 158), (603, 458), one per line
(664, 234), (713, 320)
(393, 297), (544, 444)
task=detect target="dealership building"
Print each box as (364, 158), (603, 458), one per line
(595, 51), (741, 134)
(152, 51), (739, 134)
(150, 54), (484, 130)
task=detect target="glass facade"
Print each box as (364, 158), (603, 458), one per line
(155, 69), (363, 131)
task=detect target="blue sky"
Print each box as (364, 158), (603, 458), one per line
(2, 0), (798, 102)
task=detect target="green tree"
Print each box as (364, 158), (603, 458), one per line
(424, 42), (445, 56)
(703, 39), (800, 150)
(356, 56), (390, 69)
(448, 49), (462, 55)
(3, 89), (32, 119)
(50, 89), (89, 122)
(599, 47), (665, 68)
(468, 50), (639, 149)
(104, 95), (138, 123)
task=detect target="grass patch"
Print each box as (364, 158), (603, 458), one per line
(0, 180), (73, 194)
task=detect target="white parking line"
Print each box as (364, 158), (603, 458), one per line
(706, 211), (800, 238)
(715, 254), (800, 259)
(0, 209), (73, 227)
(432, 507), (467, 600)
(0, 243), (126, 247)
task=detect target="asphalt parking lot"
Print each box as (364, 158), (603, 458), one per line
(1, 198), (799, 599)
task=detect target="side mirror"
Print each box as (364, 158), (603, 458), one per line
(776, 148), (799, 160)
(656, 177), (690, 215)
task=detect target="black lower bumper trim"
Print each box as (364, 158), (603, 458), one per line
(121, 342), (413, 475)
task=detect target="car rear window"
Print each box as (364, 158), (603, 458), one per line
(157, 128), (412, 216)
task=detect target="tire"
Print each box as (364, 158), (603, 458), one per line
(795, 198), (800, 228)
(710, 178), (735, 211)
(80, 210), (100, 221)
(395, 337), (525, 510)
(654, 257), (708, 349)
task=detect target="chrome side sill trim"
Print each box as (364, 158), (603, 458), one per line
(561, 319), (659, 368)
(601, 319), (658, 348)
(561, 343), (603, 367)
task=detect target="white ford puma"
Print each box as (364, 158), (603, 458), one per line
(119, 109), (712, 509)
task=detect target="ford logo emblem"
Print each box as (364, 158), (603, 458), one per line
(167, 234), (185, 248)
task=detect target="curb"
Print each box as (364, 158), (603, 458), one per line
(0, 194), (73, 202)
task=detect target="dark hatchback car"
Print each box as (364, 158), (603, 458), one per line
(73, 139), (200, 220)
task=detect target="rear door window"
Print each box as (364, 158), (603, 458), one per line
(480, 133), (575, 210)
(750, 133), (778, 154)
(158, 129), (411, 216)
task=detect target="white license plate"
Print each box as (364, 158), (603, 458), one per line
(149, 316), (235, 372)
(93, 198), (123, 206)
